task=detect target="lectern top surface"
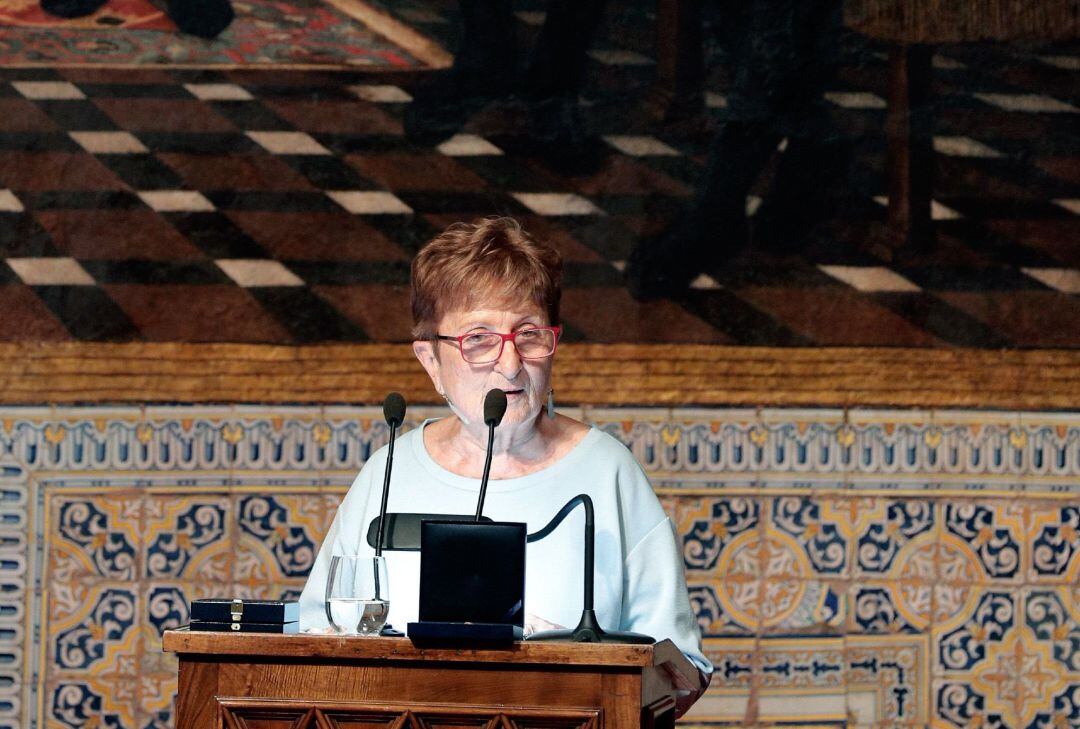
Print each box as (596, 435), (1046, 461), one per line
(162, 629), (670, 668)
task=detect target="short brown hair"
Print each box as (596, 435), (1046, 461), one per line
(411, 217), (563, 340)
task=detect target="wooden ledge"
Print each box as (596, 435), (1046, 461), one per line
(1, 342), (1077, 410)
(162, 629), (660, 667)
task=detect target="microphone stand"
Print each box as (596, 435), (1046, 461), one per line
(474, 388), (506, 522)
(374, 421), (399, 563)
(525, 494), (652, 644)
(474, 418), (496, 522)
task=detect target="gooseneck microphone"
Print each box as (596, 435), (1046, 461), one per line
(474, 388), (508, 521)
(374, 392), (407, 558)
(525, 494), (652, 644)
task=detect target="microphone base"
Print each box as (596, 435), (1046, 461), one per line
(526, 609), (653, 644)
(526, 628), (654, 644)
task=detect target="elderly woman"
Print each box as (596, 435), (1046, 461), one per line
(299, 217), (711, 709)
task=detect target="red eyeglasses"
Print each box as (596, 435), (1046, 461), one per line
(436, 326), (562, 364)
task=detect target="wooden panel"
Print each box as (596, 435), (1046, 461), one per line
(214, 701), (599, 729)
(176, 658), (222, 729)
(164, 632), (656, 668)
(319, 710), (408, 729)
(600, 673), (640, 729)
(222, 705), (316, 729)
(4, 342), (1078, 409)
(214, 661), (608, 708)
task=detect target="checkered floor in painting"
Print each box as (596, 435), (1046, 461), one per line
(0, 31), (1077, 346)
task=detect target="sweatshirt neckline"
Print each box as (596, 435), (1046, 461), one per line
(410, 418), (602, 493)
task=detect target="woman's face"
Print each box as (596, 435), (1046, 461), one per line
(413, 303), (555, 432)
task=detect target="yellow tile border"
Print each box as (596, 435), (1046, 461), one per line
(0, 342), (1077, 409)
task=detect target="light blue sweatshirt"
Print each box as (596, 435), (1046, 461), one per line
(299, 419), (712, 673)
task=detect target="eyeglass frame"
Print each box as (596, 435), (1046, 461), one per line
(434, 325), (563, 364)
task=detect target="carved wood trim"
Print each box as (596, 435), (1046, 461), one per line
(217, 698), (601, 729)
(6, 341), (1077, 409)
(640, 696), (676, 729)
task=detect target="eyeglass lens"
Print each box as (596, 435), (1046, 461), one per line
(461, 329), (556, 363)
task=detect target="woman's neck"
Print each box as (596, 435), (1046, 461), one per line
(425, 414), (573, 480)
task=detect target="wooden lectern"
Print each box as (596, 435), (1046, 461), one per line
(163, 630), (698, 729)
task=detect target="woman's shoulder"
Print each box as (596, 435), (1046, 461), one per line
(555, 416), (640, 469)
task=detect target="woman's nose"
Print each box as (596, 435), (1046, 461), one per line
(495, 338), (522, 378)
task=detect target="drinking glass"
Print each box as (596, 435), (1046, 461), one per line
(325, 555), (389, 635)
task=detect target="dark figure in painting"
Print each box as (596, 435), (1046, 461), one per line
(41, 0), (234, 38)
(626, 0), (849, 300)
(404, 0), (607, 159)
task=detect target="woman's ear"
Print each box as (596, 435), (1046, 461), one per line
(413, 340), (441, 392)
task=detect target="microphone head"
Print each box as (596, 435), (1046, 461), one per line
(483, 389), (508, 427)
(382, 392), (406, 428)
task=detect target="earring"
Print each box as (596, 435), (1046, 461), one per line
(547, 388), (556, 419)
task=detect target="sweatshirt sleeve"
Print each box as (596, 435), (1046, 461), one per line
(622, 517), (713, 674)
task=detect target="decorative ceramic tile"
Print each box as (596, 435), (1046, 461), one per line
(932, 588), (1080, 728)
(143, 496), (231, 580)
(5, 406), (1080, 728)
(1026, 504), (1080, 584)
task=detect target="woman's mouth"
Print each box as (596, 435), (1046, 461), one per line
(503, 389), (525, 398)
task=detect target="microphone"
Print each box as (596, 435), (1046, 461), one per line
(474, 389), (508, 521)
(484, 388), (508, 427)
(374, 392), (406, 558)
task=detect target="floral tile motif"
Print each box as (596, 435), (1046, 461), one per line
(48, 678), (136, 729)
(1027, 504), (1080, 584)
(771, 496), (851, 577)
(10, 406), (1080, 729)
(234, 494), (327, 583)
(940, 501), (1024, 584)
(143, 496), (231, 580)
(848, 579), (926, 635)
(669, 496), (761, 636)
(853, 498), (935, 578)
(51, 496), (141, 581)
(50, 582), (139, 675)
(932, 588), (1080, 729)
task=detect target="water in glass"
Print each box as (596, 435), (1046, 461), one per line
(325, 555), (389, 635)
